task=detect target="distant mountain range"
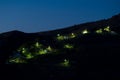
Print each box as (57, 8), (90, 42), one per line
(0, 13), (120, 79)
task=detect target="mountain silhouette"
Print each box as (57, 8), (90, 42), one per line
(0, 14), (120, 80)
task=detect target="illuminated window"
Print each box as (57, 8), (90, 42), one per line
(95, 29), (102, 33)
(64, 44), (73, 49)
(82, 29), (89, 34)
(104, 26), (111, 32)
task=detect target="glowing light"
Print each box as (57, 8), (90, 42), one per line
(38, 50), (47, 55)
(57, 34), (60, 36)
(64, 36), (69, 39)
(95, 29), (102, 33)
(64, 44), (73, 49)
(104, 26), (111, 32)
(70, 33), (76, 38)
(9, 58), (26, 63)
(60, 59), (70, 67)
(57, 34), (64, 40)
(35, 42), (40, 47)
(26, 53), (34, 59)
(82, 29), (89, 34)
(47, 46), (52, 51)
(22, 48), (26, 53)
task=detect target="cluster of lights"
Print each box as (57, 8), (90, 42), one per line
(56, 29), (90, 41)
(104, 26), (111, 32)
(95, 29), (103, 33)
(9, 57), (26, 63)
(56, 33), (77, 40)
(57, 26), (112, 40)
(95, 26), (111, 34)
(38, 49), (47, 55)
(8, 25), (114, 64)
(8, 42), (55, 63)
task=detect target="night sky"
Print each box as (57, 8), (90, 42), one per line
(0, 0), (120, 33)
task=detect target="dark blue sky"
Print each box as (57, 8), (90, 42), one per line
(0, 0), (120, 33)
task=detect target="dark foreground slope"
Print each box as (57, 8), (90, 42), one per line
(0, 14), (120, 80)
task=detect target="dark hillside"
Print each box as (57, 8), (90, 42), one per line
(0, 14), (120, 80)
